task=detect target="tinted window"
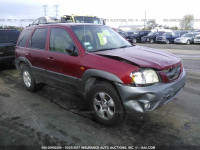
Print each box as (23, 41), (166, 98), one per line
(30, 28), (47, 49)
(50, 28), (75, 53)
(0, 30), (20, 43)
(17, 30), (32, 47)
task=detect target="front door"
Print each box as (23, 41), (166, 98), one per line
(45, 27), (82, 90)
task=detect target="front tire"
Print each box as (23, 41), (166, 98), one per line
(186, 40), (191, 45)
(88, 82), (125, 126)
(132, 38), (137, 43)
(21, 65), (44, 91)
(166, 39), (170, 44)
(150, 39), (154, 44)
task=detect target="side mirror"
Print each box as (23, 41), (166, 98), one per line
(65, 45), (78, 56)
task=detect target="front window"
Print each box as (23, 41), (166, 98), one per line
(71, 25), (132, 52)
(147, 32), (156, 36)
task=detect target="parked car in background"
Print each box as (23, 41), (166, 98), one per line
(118, 31), (129, 38)
(178, 31), (189, 36)
(31, 16), (58, 26)
(174, 32), (200, 45)
(126, 31), (134, 36)
(15, 23), (186, 126)
(141, 31), (165, 43)
(194, 34), (200, 44)
(117, 31), (133, 44)
(0, 29), (20, 65)
(128, 30), (151, 43)
(156, 32), (180, 44)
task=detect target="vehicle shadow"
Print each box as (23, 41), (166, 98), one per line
(0, 64), (16, 72)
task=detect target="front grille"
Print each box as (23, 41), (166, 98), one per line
(197, 37), (200, 39)
(164, 65), (181, 81)
(157, 37), (163, 40)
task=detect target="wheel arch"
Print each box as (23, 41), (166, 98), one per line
(81, 69), (123, 97)
(16, 56), (32, 72)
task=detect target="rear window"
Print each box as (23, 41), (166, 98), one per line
(0, 30), (20, 43)
(17, 29), (32, 47)
(30, 28), (48, 50)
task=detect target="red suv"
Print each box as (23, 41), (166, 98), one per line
(15, 24), (186, 126)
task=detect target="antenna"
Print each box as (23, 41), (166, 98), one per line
(54, 5), (59, 17)
(144, 11), (146, 29)
(42, 5), (48, 16)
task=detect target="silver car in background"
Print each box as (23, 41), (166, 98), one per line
(194, 34), (200, 44)
(174, 32), (200, 45)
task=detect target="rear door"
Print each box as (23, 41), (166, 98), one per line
(45, 27), (81, 90)
(26, 27), (48, 82)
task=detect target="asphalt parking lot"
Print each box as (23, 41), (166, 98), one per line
(137, 43), (200, 50)
(0, 44), (200, 150)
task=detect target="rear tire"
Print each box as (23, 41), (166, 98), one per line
(88, 82), (125, 126)
(21, 65), (44, 92)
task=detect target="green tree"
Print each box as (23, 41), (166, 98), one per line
(180, 14), (194, 30)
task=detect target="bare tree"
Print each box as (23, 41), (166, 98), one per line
(180, 14), (194, 30)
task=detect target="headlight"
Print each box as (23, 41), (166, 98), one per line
(130, 69), (159, 85)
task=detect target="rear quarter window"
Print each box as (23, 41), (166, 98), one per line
(17, 30), (32, 47)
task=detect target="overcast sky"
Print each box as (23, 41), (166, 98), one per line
(0, 0), (200, 28)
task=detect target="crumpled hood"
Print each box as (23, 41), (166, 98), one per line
(94, 46), (181, 70)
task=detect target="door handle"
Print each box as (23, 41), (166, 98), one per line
(46, 57), (54, 61)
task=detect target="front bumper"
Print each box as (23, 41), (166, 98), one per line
(174, 40), (186, 44)
(156, 39), (166, 43)
(115, 69), (186, 113)
(194, 40), (200, 43)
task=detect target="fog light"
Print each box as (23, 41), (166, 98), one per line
(144, 102), (151, 110)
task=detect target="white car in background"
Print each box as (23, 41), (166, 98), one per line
(194, 34), (200, 44)
(174, 32), (200, 45)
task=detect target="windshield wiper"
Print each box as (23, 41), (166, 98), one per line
(119, 45), (133, 48)
(92, 47), (118, 52)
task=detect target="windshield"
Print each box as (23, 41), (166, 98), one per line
(0, 30), (20, 43)
(182, 34), (193, 37)
(74, 16), (103, 24)
(147, 32), (156, 36)
(71, 25), (132, 52)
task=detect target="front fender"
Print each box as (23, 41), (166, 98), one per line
(82, 69), (123, 84)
